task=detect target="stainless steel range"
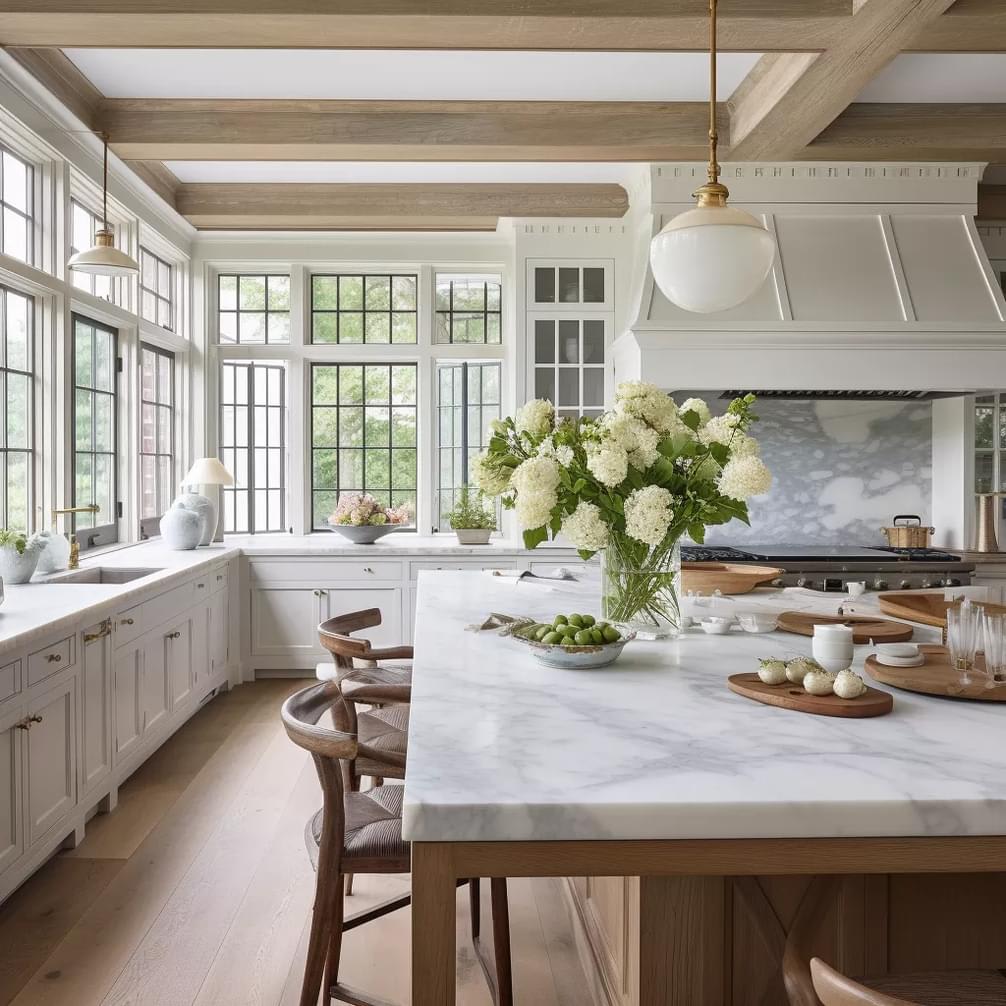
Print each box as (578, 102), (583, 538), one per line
(681, 545), (975, 592)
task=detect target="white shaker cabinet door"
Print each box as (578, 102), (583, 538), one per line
(141, 633), (170, 737)
(191, 604), (210, 690)
(0, 705), (24, 875)
(166, 620), (193, 713)
(80, 621), (112, 796)
(113, 646), (142, 763)
(209, 589), (229, 676)
(250, 587), (325, 657)
(25, 677), (77, 846)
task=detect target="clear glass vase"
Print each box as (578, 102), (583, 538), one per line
(601, 532), (681, 639)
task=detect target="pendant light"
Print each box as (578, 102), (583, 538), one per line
(649, 0), (776, 314)
(67, 133), (139, 277)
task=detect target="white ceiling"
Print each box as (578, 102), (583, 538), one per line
(856, 54), (1006, 102)
(64, 48), (761, 101)
(164, 161), (642, 184)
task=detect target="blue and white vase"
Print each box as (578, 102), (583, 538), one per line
(176, 492), (215, 546)
(160, 501), (202, 550)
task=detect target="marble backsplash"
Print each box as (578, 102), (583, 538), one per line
(697, 397), (933, 547)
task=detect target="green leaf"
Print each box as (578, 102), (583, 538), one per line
(680, 409), (701, 431)
(571, 478), (586, 494)
(522, 526), (548, 549)
(709, 442), (729, 466)
(687, 522), (707, 543)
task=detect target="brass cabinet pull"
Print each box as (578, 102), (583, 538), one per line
(120, 617), (135, 626)
(196, 582), (205, 589)
(166, 630), (181, 640)
(216, 574), (224, 582)
(15, 719), (28, 731)
(363, 567), (374, 573)
(16, 714), (42, 730)
(46, 653), (62, 663)
(313, 589), (327, 597)
(84, 619), (112, 643)
(28, 714), (42, 724)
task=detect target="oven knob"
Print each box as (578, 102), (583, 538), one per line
(921, 578), (939, 589)
(872, 579), (888, 591)
(796, 577), (812, 589)
(899, 579), (912, 590)
(941, 578), (961, 588)
(771, 578), (784, 587)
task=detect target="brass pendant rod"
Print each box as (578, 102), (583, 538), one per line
(101, 133), (108, 230)
(708, 0), (718, 186)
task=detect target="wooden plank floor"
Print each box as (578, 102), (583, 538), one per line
(0, 680), (593, 1006)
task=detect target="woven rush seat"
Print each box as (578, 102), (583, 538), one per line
(356, 704), (409, 779)
(307, 784), (409, 872)
(862, 970), (1006, 1005)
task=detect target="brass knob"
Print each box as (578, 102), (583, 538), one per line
(121, 617), (134, 625)
(46, 653), (62, 663)
(167, 631), (181, 639)
(216, 575), (224, 581)
(15, 720), (28, 731)
(196, 583), (205, 589)
(363, 567), (374, 573)
(29, 714), (42, 724)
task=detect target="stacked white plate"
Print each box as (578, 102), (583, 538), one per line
(874, 642), (924, 668)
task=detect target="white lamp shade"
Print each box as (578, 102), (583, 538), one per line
(650, 204), (776, 314)
(183, 457), (234, 487)
(67, 229), (139, 277)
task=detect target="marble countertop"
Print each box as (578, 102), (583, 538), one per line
(231, 533), (579, 557)
(403, 572), (1005, 843)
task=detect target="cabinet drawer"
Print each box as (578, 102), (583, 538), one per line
(210, 565), (229, 593)
(27, 636), (75, 687)
(409, 559), (519, 580)
(113, 603), (144, 648)
(0, 660), (20, 704)
(249, 558), (403, 583)
(192, 575), (212, 599)
(142, 581), (194, 630)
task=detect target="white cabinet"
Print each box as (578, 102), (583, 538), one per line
(250, 586), (326, 657)
(80, 620), (112, 796)
(166, 620), (193, 713)
(209, 588), (229, 676)
(140, 632), (170, 737)
(323, 588), (402, 647)
(0, 704), (23, 876)
(191, 604), (210, 692)
(25, 676), (77, 845)
(113, 645), (142, 764)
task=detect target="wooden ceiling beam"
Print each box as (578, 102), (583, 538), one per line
(909, 0), (1006, 52)
(174, 182), (629, 230)
(5, 46), (102, 127)
(100, 99), (723, 162)
(728, 0), (957, 161)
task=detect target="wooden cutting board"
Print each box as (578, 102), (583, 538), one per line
(865, 645), (1006, 702)
(877, 591), (1006, 628)
(727, 673), (893, 718)
(776, 611), (914, 644)
(680, 562), (784, 595)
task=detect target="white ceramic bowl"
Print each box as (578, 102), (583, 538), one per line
(698, 616), (734, 635)
(736, 612), (779, 633)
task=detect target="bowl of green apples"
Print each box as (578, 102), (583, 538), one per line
(510, 612), (635, 669)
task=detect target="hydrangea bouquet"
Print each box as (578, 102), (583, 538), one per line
(328, 492), (412, 527)
(473, 382), (770, 637)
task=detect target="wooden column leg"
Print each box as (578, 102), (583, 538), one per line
(637, 876), (726, 1006)
(412, 842), (457, 1006)
(490, 878), (513, 1006)
(469, 878), (481, 940)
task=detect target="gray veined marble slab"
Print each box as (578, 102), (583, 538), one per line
(402, 571), (1006, 844)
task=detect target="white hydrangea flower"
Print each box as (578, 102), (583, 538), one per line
(561, 501), (610, 551)
(515, 491), (557, 530)
(727, 431), (760, 459)
(600, 413), (661, 471)
(679, 397), (711, 427)
(717, 455), (772, 500)
(624, 485), (675, 547)
(536, 435), (574, 468)
(471, 451), (512, 496)
(586, 442), (628, 488)
(614, 381), (681, 436)
(510, 455), (561, 529)
(698, 412), (743, 447)
(515, 398), (554, 438)
(489, 418), (508, 436)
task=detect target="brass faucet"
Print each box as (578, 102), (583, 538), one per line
(51, 504), (100, 570)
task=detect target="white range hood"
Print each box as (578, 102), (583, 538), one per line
(616, 163), (1006, 394)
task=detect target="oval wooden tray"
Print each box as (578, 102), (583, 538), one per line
(877, 591), (1006, 628)
(776, 611), (914, 644)
(864, 645), (1006, 701)
(727, 673), (893, 718)
(681, 562), (783, 595)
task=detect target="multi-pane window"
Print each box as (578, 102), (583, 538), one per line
(70, 201), (117, 302)
(311, 274), (417, 344)
(73, 315), (117, 545)
(434, 274), (501, 344)
(1, 147), (33, 264)
(436, 362), (501, 528)
(218, 274), (290, 344)
(532, 317), (606, 421)
(0, 287), (32, 531)
(140, 247), (174, 331)
(139, 345), (174, 521)
(220, 361), (286, 533)
(310, 363), (417, 528)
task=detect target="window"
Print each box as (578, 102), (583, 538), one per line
(70, 201), (118, 302)
(0, 286), (32, 531)
(434, 274), (501, 344)
(532, 317), (606, 421)
(218, 274), (289, 344)
(73, 315), (118, 546)
(1, 147), (33, 264)
(140, 247), (174, 331)
(139, 345), (174, 522)
(310, 363), (417, 529)
(220, 361), (286, 533)
(311, 274), (417, 344)
(435, 362), (501, 528)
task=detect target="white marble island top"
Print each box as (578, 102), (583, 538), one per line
(403, 571), (1006, 843)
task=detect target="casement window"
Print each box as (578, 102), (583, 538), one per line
(310, 363), (417, 529)
(1, 146), (33, 265)
(434, 274), (501, 344)
(435, 361), (501, 528)
(139, 344), (175, 523)
(311, 274), (417, 344)
(0, 286), (33, 531)
(70, 201), (117, 303)
(140, 247), (174, 331)
(220, 360), (286, 533)
(218, 274), (290, 344)
(72, 314), (118, 546)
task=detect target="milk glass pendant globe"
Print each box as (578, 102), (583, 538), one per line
(648, 0), (776, 315)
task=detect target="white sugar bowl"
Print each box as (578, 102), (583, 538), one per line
(811, 623), (855, 673)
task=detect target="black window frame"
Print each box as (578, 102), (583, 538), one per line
(434, 274), (502, 345)
(0, 144), (34, 265)
(310, 273), (418, 345)
(217, 273), (290, 345)
(0, 284), (34, 533)
(138, 343), (175, 529)
(139, 247), (174, 332)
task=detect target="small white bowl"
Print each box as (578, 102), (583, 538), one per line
(736, 612), (779, 634)
(875, 642), (919, 659)
(698, 616), (734, 635)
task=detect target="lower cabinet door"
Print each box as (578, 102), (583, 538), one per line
(166, 620), (193, 712)
(320, 588), (403, 647)
(209, 589), (229, 674)
(141, 633), (170, 736)
(113, 646), (142, 763)
(26, 677), (77, 846)
(191, 604), (210, 690)
(250, 587), (324, 657)
(0, 705), (24, 875)
(80, 621), (112, 795)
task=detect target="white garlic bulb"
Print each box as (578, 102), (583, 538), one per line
(803, 669), (836, 696)
(757, 658), (787, 685)
(834, 669), (867, 699)
(786, 656), (820, 684)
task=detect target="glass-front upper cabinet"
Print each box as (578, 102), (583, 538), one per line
(527, 259), (613, 311)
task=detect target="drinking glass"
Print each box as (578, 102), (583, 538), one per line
(982, 611), (1006, 687)
(947, 600), (981, 686)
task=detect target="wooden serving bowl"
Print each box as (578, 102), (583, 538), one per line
(877, 591), (1006, 628)
(681, 562), (784, 596)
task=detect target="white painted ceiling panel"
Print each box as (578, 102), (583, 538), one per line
(857, 54), (1006, 103)
(63, 48), (762, 101)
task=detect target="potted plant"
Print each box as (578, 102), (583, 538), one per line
(445, 486), (497, 545)
(0, 529), (45, 584)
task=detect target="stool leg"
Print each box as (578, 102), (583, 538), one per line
(469, 878), (481, 941)
(490, 878), (513, 1006)
(322, 873), (346, 1000)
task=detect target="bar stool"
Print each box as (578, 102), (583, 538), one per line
(283, 680), (513, 1006)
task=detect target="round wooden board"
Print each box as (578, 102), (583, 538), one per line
(864, 645), (1006, 702)
(776, 611), (914, 644)
(727, 673), (893, 718)
(681, 562), (784, 595)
